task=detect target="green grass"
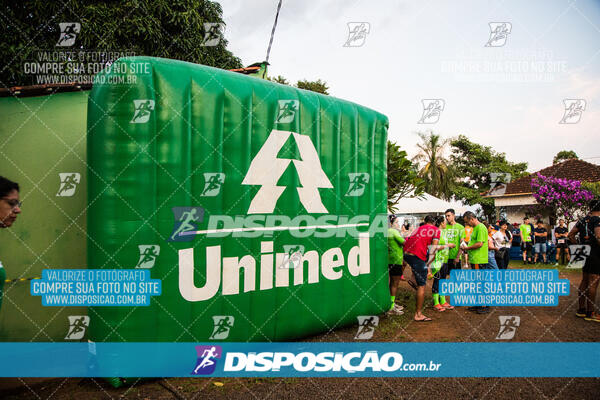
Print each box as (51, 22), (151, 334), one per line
(508, 259), (578, 273)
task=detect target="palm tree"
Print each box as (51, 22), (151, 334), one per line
(412, 131), (453, 200)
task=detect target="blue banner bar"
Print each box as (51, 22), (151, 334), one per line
(0, 343), (598, 377)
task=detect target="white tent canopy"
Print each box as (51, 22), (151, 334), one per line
(390, 191), (480, 216)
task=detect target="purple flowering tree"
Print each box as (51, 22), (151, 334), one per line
(530, 173), (595, 221)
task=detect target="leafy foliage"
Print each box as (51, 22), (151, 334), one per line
(412, 131), (453, 200)
(553, 150), (578, 164)
(267, 75), (330, 95)
(269, 75), (289, 85)
(582, 181), (600, 198)
(296, 79), (329, 95)
(449, 135), (528, 219)
(1, 0), (242, 87)
(387, 140), (425, 212)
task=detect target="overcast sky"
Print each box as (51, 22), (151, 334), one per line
(219, 0), (600, 171)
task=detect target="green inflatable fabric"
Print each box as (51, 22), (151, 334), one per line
(87, 56), (389, 342)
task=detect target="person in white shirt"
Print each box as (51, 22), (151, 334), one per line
(492, 220), (512, 269)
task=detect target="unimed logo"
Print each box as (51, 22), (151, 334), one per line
(178, 235), (370, 302)
(241, 129), (333, 214)
(178, 129), (375, 302)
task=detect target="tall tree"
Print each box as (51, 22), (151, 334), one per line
(1, 0), (242, 87)
(553, 150), (578, 164)
(387, 140), (425, 212)
(449, 135), (528, 219)
(412, 131), (453, 200)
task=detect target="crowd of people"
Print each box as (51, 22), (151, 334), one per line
(1, 173), (599, 327)
(387, 204), (600, 323)
(516, 216), (572, 266)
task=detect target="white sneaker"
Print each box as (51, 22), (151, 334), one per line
(386, 308), (404, 316)
(393, 304), (404, 312)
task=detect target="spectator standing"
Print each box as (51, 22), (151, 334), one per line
(493, 220), (512, 269)
(484, 222), (500, 270)
(554, 219), (570, 265)
(520, 217), (533, 264)
(533, 220), (548, 264)
(461, 212), (490, 314)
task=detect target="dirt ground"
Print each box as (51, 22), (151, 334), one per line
(2, 264), (599, 399)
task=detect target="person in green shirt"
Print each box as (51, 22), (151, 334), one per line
(462, 211), (490, 314)
(0, 176), (22, 311)
(430, 216), (456, 312)
(520, 217), (533, 264)
(444, 208), (465, 273)
(387, 215), (405, 315)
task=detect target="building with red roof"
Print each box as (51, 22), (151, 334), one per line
(485, 158), (600, 224)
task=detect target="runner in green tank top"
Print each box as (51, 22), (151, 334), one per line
(387, 215), (405, 315)
(430, 216), (456, 311)
(443, 209), (465, 273)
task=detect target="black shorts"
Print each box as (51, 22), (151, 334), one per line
(521, 242), (532, 251)
(582, 252), (600, 275)
(388, 263), (404, 276)
(556, 242), (568, 249)
(447, 258), (460, 272)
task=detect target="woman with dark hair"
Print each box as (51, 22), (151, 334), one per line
(401, 221), (413, 237)
(493, 220), (512, 269)
(483, 221), (499, 270)
(0, 176), (21, 228)
(0, 175), (21, 310)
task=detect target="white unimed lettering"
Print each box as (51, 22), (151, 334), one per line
(179, 233), (370, 302)
(223, 351), (403, 373)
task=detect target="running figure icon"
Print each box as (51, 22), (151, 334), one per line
(193, 347), (218, 373)
(170, 208), (200, 240)
(210, 316), (234, 340)
(191, 345), (223, 375)
(354, 315), (379, 340)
